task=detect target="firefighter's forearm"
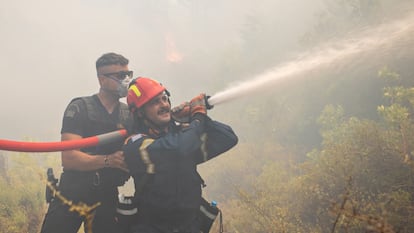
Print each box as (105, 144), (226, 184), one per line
(61, 150), (106, 171)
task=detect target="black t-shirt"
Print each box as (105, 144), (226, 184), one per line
(60, 94), (132, 187)
(61, 94), (131, 156)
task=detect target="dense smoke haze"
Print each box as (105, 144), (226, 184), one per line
(0, 0), (324, 141)
(1, 0), (412, 143)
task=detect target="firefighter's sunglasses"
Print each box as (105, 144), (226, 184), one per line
(100, 70), (133, 81)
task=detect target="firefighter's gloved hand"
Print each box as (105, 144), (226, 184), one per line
(190, 93), (207, 117)
(171, 102), (191, 123)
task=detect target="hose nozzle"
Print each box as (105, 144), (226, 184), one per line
(205, 95), (214, 110)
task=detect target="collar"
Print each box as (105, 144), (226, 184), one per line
(139, 122), (170, 138)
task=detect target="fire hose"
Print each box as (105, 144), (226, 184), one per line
(0, 129), (128, 152)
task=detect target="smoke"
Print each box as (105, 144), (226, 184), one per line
(0, 0), (322, 141)
(208, 10), (414, 106)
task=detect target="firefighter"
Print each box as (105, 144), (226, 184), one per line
(40, 52), (133, 233)
(122, 77), (238, 233)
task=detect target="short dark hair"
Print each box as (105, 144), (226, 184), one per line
(96, 52), (129, 69)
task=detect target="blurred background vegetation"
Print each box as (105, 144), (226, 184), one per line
(1, 0), (414, 232)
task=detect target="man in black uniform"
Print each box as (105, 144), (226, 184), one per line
(40, 52), (133, 233)
(123, 77), (238, 233)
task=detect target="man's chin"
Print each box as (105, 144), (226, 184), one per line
(159, 115), (171, 125)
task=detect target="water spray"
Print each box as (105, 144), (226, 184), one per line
(1, 11), (413, 153)
(208, 11), (414, 107)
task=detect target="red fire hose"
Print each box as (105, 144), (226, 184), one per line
(0, 129), (128, 152)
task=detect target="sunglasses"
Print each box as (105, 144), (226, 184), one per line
(100, 70), (134, 81)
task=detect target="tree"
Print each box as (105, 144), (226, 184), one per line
(219, 68), (414, 232)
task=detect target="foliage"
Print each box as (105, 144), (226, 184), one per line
(0, 152), (59, 233)
(300, 0), (394, 47)
(208, 67), (414, 233)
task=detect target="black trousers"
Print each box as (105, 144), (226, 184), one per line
(130, 223), (201, 233)
(40, 195), (121, 233)
(129, 213), (201, 233)
(40, 172), (121, 233)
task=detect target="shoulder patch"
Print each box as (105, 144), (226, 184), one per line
(64, 103), (81, 118)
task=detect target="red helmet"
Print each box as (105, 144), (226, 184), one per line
(127, 77), (166, 111)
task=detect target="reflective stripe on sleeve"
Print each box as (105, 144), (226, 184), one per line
(140, 138), (155, 174)
(200, 133), (208, 162)
(116, 207), (138, 216)
(200, 205), (216, 220)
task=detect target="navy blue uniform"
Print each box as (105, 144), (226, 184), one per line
(123, 117), (238, 233)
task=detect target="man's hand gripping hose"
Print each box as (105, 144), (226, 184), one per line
(171, 94), (213, 123)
